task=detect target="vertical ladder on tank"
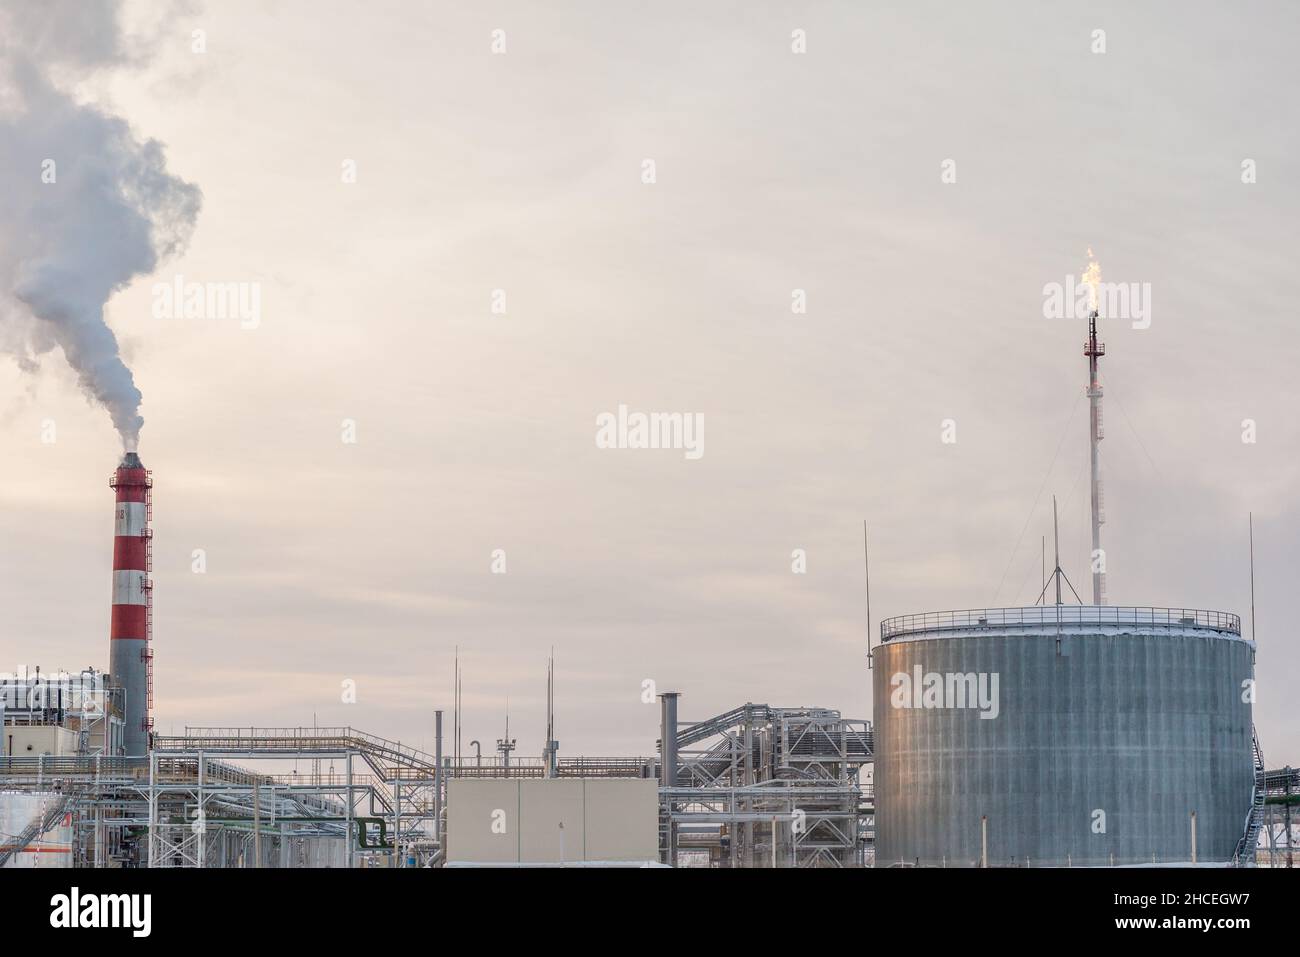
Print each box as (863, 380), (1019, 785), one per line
(142, 474), (155, 735)
(1234, 725), (1266, 866)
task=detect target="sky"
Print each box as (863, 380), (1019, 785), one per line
(1, 0), (1296, 763)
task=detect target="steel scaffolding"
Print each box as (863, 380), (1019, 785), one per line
(657, 704), (874, 868)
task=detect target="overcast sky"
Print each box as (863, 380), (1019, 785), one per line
(1, 0), (1296, 763)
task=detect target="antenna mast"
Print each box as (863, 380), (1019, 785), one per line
(864, 521), (873, 668)
(1034, 496), (1084, 608)
(1085, 307), (1107, 604)
(1054, 497), (1062, 606)
(543, 650), (559, 777)
(497, 700), (516, 769)
(1039, 535), (1046, 606)
(1249, 513), (1256, 642)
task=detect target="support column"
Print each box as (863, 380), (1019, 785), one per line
(393, 777), (401, 869)
(253, 782), (261, 868)
(435, 710), (443, 857)
(345, 752), (354, 869)
(659, 692), (679, 867)
(743, 713), (753, 868)
(147, 749), (157, 868)
(197, 751), (206, 868)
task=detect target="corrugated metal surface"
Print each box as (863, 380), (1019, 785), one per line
(873, 622), (1254, 866)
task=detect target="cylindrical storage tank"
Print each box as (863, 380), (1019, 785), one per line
(872, 606), (1254, 867)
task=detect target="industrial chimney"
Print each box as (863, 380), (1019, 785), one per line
(109, 452), (153, 755)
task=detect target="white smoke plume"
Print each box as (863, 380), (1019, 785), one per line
(0, 0), (201, 450)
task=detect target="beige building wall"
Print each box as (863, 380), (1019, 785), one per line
(446, 778), (658, 864)
(4, 726), (79, 757)
(445, 779), (519, 863)
(582, 779), (658, 861)
(519, 779), (584, 863)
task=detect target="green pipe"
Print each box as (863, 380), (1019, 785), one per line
(355, 817), (390, 849)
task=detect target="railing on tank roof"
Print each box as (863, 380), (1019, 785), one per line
(880, 605), (1242, 642)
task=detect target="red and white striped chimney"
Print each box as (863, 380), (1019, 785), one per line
(109, 451), (152, 755)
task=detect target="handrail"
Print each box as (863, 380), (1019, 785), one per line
(881, 605), (1241, 641)
(155, 732), (650, 773)
(1234, 784), (1262, 865)
(161, 727), (441, 769)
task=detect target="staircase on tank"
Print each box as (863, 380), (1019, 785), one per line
(1233, 725), (1267, 866)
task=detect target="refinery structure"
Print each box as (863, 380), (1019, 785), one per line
(2, 308), (1296, 869)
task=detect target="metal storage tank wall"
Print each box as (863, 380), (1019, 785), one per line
(872, 614), (1254, 867)
(0, 792), (73, 868)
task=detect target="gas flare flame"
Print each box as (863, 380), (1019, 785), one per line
(1082, 247), (1102, 315)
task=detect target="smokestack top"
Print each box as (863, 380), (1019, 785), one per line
(110, 452), (150, 497)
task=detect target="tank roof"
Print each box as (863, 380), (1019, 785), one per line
(880, 605), (1243, 643)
